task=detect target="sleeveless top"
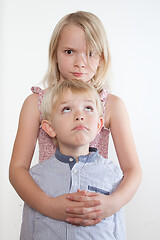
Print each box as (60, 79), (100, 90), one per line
(31, 86), (110, 162)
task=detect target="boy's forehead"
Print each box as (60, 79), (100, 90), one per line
(58, 89), (96, 104)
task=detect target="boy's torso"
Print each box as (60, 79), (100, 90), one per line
(21, 149), (125, 240)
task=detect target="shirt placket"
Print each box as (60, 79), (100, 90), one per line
(67, 162), (83, 240)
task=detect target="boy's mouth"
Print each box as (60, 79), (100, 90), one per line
(72, 124), (88, 131)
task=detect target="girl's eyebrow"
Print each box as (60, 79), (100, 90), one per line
(62, 46), (75, 50)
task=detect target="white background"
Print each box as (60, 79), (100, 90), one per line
(1, 0), (160, 239)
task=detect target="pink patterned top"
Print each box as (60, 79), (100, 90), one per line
(31, 86), (110, 163)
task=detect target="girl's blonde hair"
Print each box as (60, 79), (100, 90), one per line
(41, 79), (103, 124)
(43, 11), (111, 92)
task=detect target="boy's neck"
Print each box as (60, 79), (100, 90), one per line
(58, 144), (90, 162)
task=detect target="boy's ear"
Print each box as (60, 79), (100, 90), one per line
(97, 117), (104, 134)
(41, 120), (56, 138)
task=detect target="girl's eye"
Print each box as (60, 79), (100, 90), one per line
(65, 50), (73, 55)
(89, 51), (95, 57)
(62, 107), (71, 113)
(85, 106), (94, 112)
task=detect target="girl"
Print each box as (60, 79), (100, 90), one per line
(9, 11), (142, 227)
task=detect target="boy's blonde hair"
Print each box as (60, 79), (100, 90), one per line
(43, 11), (111, 92)
(41, 79), (103, 124)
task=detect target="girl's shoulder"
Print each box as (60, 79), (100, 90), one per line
(18, 92), (40, 134)
(23, 91), (39, 108)
(104, 93), (127, 128)
(20, 86), (46, 123)
(22, 87), (45, 110)
(106, 93), (124, 107)
(107, 93), (126, 109)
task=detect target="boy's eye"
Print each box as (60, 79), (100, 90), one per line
(65, 50), (73, 55)
(85, 106), (94, 112)
(62, 107), (71, 113)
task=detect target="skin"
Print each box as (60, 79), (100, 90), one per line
(41, 89), (103, 160)
(9, 23), (142, 226)
(56, 24), (100, 83)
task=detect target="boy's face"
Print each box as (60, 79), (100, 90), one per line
(44, 89), (103, 155)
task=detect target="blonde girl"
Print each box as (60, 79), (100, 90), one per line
(9, 11), (142, 226)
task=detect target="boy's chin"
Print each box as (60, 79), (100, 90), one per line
(72, 135), (96, 147)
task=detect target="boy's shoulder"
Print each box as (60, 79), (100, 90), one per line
(96, 154), (123, 177)
(28, 154), (57, 185)
(29, 154), (56, 174)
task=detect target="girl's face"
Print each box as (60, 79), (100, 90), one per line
(56, 24), (100, 83)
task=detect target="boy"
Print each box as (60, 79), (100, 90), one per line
(20, 80), (125, 239)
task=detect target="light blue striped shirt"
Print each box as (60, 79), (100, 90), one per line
(20, 148), (126, 240)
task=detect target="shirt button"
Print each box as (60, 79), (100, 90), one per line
(74, 170), (77, 173)
(69, 158), (74, 162)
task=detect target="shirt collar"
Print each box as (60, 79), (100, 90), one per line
(55, 147), (98, 169)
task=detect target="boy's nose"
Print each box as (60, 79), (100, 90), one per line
(75, 116), (84, 121)
(74, 111), (84, 121)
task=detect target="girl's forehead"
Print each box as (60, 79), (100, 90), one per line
(58, 23), (99, 54)
(59, 24), (86, 44)
(61, 23), (84, 35)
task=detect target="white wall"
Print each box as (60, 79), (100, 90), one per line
(1, 0), (160, 239)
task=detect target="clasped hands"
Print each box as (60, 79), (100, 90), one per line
(49, 189), (117, 227)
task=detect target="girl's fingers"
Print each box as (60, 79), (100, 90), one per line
(84, 191), (99, 197)
(66, 201), (101, 215)
(66, 217), (101, 226)
(66, 193), (98, 202)
(66, 206), (102, 217)
(77, 189), (87, 195)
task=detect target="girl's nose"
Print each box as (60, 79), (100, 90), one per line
(74, 53), (86, 68)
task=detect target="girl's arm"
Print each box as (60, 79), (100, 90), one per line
(9, 93), (49, 213)
(104, 94), (142, 213)
(9, 93), (101, 225)
(65, 94), (142, 221)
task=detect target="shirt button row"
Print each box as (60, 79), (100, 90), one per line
(69, 158), (74, 162)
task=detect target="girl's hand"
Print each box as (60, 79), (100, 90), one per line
(65, 191), (119, 224)
(47, 192), (102, 226)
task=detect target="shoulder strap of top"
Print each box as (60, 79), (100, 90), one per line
(99, 88), (110, 130)
(31, 86), (45, 121)
(99, 89), (108, 108)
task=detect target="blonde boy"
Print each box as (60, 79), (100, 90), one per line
(20, 80), (125, 240)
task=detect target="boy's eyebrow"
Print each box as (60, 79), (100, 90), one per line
(60, 99), (95, 105)
(83, 99), (95, 104)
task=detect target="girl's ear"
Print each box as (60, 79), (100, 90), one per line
(97, 117), (104, 134)
(41, 120), (56, 138)
(98, 55), (104, 67)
